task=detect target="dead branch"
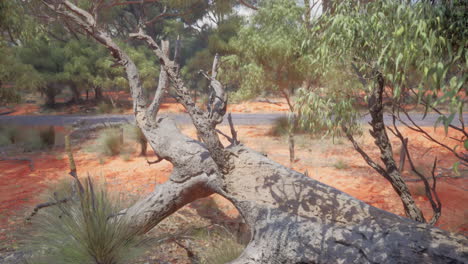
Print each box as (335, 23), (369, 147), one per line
(228, 113), (239, 146)
(388, 114), (442, 225)
(147, 39), (169, 120)
(26, 195), (71, 221)
(394, 106), (467, 163)
(407, 86), (467, 138)
(216, 129), (234, 143)
(146, 154), (164, 165)
(238, 0), (258, 10)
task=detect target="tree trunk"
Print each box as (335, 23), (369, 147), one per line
(94, 86), (103, 101)
(122, 128), (468, 263)
(69, 82), (81, 103)
(288, 113), (296, 164)
(367, 72), (425, 223)
(44, 84), (58, 107)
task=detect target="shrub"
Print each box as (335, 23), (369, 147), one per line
(333, 159), (349, 170)
(25, 178), (145, 264)
(269, 116), (310, 137)
(0, 125), (21, 145)
(96, 128), (123, 156)
(39, 126), (55, 148)
(0, 125), (55, 150)
(97, 102), (113, 114)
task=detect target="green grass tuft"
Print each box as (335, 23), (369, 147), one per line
(333, 159), (349, 170)
(24, 178), (146, 264)
(96, 128), (124, 156)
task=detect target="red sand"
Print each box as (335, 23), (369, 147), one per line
(0, 124), (466, 243)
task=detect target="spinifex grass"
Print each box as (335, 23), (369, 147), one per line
(24, 178), (146, 264)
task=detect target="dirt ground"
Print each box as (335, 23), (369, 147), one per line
(1, 124), (466, 232)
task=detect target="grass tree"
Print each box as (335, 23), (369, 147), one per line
(298, 0), (467, 224)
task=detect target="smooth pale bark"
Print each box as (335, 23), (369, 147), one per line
(42, 2), (468, 263)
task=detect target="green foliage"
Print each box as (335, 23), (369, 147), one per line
(0, 43), (44, 103)
(0, 125), (55, 150)
(25, 178), (145, 264)
(332, 159), (349, 170)
(97, 102), (114, 114)
(96, 128), (124, 156)
(221, 0), (309, 101)
(202, 238), (244, 264)
(38, 126), (56, 148)
(298, 0), (467, 137)
(196, 229), (245, 264)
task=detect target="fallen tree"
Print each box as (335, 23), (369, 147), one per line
(40, 1), (468, 263)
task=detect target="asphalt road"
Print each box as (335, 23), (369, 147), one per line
(0, 112), (464, 127)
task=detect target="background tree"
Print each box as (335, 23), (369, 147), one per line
(298, 0), (467, 224)
(0, 0), (43, 104)
(221, 0), (311, 163)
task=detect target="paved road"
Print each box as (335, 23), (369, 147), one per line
(0, 112), (464, 127)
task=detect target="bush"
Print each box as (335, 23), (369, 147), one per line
(25, 178), (146, 264)
(97, 102), (113, 114)
(269, 116), (309, 137)
(0, 125), (21, 145)
(96, 128), (123, 156)
(0, 125), (56, 150)
(39, 126), (55, 148)
(333, 159), (349, 170)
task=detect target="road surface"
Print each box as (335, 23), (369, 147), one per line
(0, 112), (464, 127)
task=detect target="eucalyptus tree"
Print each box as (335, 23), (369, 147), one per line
(0, 0), (43, 103)
(36, 0), (467, 263)
(221, 0), (311, 163)
(298, 0), (467, 224)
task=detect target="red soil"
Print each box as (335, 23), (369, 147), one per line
(5, 95), (290, 116)
(0, 125), (466, 245)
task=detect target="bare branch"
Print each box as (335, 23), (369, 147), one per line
(395, 107), (467, 162)
(216, 129), (233, 142)
(146, 153), (165, 165)
(129, 29), (229, 170)
(26, 195), (71, 221)
(238, 0), (258, 10)
(407, 87), (467, 138)
(228, 113), (239, 145)
(342, 126), (390, 180)
(145, 7), (193, 25)
(206, 54), (227, 125)
(147, 39), (169, 120)
(389, 114), (442, 225)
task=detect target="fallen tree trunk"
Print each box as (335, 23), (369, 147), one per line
(122, 137), (468, 263)
(41, 2), (467, 263)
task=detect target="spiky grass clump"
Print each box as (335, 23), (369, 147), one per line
(96, 128), (123, 156)
(0, 125), (55, 150)
(25, 178), (145, 264)
(333, 159), (349, 170)
(195, 229), (245, 264)
(202, 236), (245, 264)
